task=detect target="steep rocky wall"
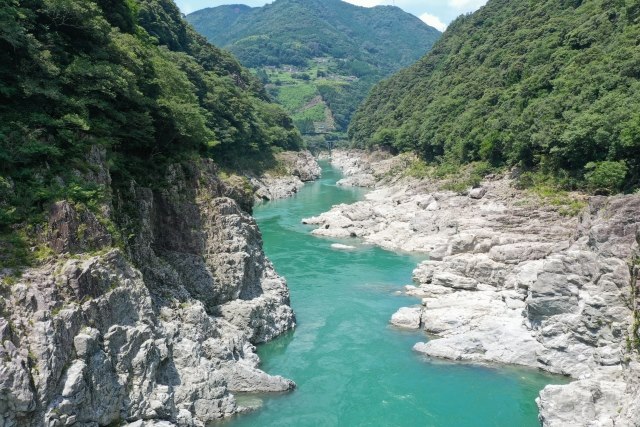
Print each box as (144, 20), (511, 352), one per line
(535, 205), (640, 426)
(309, 149), (640, 426)
(0, 151), (297, 426)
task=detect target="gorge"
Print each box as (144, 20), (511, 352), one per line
(229, 160), (568, 426)
(2, 0), (640, 425)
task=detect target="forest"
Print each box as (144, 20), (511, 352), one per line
(187, 0), (440, 72)
(0, 0), (301, 232)
(349, 0), (640, 193)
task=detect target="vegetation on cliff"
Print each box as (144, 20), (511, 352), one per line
(0, 0), (302, 239)
(349, 0), (640, 193)
(187, 0), (440, 138)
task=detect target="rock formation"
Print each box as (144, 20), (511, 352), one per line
(0, 148), (310, 426)
(305, 149), (640, 426)
(251, 151), (321, 202)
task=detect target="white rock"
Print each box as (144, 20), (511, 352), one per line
(390, 307), (422, 329)
(252, 150), (321, 201)
(314, 150), (640, 427)
(468, 187), (487, 199)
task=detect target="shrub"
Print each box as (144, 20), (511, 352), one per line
(405, 158), (430, 178)
(584, 161), (628, 194)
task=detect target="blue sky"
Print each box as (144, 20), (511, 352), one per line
(174, 0), (488, 32)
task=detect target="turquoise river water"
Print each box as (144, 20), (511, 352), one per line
(225, 161), (565, 427)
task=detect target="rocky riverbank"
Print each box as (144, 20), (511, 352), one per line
(0, 148), (306, 426)
(250, 151), (321, 202)
(304, 149), (640, 426)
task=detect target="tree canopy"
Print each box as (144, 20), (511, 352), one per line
(349, 0), (640, 192)
(0, 0), (302, 230)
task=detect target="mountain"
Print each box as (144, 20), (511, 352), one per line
(0, 0), (301, 234)
(187, 0), (441, 139)
(187, 0), (440, 71)
(349, 0), (640, 193)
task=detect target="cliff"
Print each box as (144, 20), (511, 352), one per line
(0, 148), (301, 426)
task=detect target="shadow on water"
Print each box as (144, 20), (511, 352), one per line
(215, 160), (569, 427)
(260, 328), (296, 359)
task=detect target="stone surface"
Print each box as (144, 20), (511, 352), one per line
(468, 187), (486, 199)
(251, 151), (321, 202)
(47, 200), (112, 254)
(306, 149), (640, 427)
(537, 368), (635, 427)
(0, 153), (297, 426)
(390, 307), (422, 329)
(329, 149), (396, 188)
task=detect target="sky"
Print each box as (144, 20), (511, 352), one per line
(173, 0), (488, 32)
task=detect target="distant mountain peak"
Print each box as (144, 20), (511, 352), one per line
(187, 0), (440, 69)
(187, 0), (440, 135)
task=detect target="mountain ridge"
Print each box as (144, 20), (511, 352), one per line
(188, 0), (439, 70)
(187, 0), (440, 138)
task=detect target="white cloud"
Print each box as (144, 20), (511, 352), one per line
(447, 0), (487, 10)
(419, 12), (447, 32)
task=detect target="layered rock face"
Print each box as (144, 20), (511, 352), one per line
(306, 150), (640, 426)
(0, 154), (296, 426)
(251, 151), (321, 202)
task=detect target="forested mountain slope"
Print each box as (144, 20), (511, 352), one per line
(349, 0), (640, 192)
(187, 0), (439, 71)
(0, 0), (301, 237)
(187, 0), (440, 138)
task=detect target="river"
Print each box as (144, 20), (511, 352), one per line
(226, 161), (564, 426)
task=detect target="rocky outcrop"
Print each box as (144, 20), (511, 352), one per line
(534, 199), (640, 426)
(0, 151), (295, 426)
(47, 201), (113, 255)
(251, 151), (321, 202)
(305, 149), (640, 426)
(390, 307), (422, 329)
(329, 149), (396, 188)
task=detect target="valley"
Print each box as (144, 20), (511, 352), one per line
(1, 0), (639, 426)
(187, 0), (441, 145)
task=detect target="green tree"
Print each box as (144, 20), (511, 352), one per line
(584, 161), (628, 193)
